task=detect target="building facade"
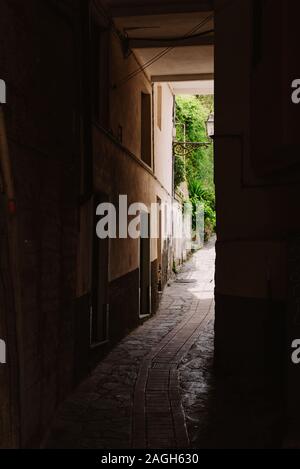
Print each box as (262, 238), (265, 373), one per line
(0, 0), (196, 448)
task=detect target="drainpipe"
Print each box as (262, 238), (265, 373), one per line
(0, 105), (16, 214)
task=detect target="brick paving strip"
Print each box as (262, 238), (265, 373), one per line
(46, 239), (215, 449)
(132, 298), (214, 448)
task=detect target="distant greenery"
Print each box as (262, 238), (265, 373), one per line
(175, 95), (215, 239)
(174, 155), (185, 189)
(189, 180), (216, 240)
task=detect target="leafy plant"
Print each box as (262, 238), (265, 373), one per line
(189, 180), (216, 236)
(174, 155), (185, 189)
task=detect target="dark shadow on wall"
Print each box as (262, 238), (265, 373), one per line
(182, 295), (286, 449)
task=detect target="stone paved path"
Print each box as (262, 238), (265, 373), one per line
(46, 239), (215, 449)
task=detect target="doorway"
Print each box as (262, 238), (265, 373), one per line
(156, 196), (163, 291)
(139, 211), (151, 318)
(91, 193), (109, 346)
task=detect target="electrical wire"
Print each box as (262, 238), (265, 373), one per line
(127, 29), (214, 43)
(120, 13), (214, 83)
(113, 12), (214, 88)
(91, 2), (214, 88)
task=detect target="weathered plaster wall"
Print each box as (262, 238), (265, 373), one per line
(110, 33), (153, 160)
(93, 127), (173, 282)
(153, 83), (174, 195)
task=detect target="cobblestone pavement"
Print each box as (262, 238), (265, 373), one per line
(178, 243), (215, 448)
(46, 239), (216, 449)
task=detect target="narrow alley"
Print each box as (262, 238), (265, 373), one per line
(46, 239), (215, 449)
(1, 0), (300, 453)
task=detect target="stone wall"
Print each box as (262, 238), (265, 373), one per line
(0, 0), (81, 447)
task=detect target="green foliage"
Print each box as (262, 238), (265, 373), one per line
(174, 155), (185, 189)
(189, 180), (215, 212)
(175, 95), (215, 239)
(189, 180), (216, 238)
